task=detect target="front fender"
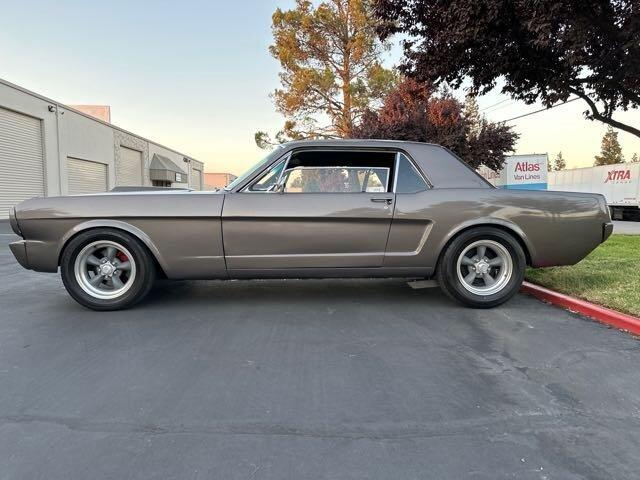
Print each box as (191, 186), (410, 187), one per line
(57, 219), (170, 274)
(13, 192), (227, 278)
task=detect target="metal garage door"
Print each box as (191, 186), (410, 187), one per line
(117, 146), (143, 186)
(67, 158), (107, 195)
(190, 168), (202, 190)
(0, 107), (45, 218)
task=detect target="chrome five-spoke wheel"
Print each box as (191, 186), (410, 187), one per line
(437, 227), (525, 308)
(61, 229), (156, 310)
(456, 239), (514, 296)
(74, 240), (137, 299)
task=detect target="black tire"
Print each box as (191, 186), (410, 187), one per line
(60, 228), (156, 311)
(436, 227), (526, 309)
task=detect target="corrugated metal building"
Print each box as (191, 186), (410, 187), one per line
(0, 78), (204, 218)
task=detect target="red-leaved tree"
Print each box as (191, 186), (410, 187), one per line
(352, 79), (518, 170)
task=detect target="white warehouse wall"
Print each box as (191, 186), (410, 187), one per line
(58, 107), (117, 192)
(0, 78), (204, 218)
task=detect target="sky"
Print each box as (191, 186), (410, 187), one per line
(1, 0), (639, 174)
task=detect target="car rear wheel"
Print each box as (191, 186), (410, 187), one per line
(436, 227), (526, 308)
(60, 229), (156, 311)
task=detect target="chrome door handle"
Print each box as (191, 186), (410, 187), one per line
(371, 197), (393, 204)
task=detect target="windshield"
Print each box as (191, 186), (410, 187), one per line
(224, 147), (285, 191)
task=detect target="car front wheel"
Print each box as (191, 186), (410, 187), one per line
(437, 227), (526, 308)
(60, 229), (156, 311)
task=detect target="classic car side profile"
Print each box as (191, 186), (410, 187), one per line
(9, 139), (613, 311)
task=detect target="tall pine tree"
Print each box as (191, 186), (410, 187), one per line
(594, 127), (625, 166)
(256, 0), (396, 147)
(554, 152), (566, 171)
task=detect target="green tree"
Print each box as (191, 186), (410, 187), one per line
(256, 0), (396, 148)
(594, 127), (625, 166)
(547, 157), (554, 172)
(463, 93), (482, 139)
(554, 151), (566, 171)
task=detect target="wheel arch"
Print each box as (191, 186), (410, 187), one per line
(57, 220), (168, 277)
(436, 219), (534, 271)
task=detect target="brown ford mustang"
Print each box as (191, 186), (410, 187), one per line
(9, 140), (613, 311)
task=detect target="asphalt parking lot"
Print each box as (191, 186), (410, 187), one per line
(2, 221), (640, 479)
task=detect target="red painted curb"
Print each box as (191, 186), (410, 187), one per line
(521, 281), (640, 335)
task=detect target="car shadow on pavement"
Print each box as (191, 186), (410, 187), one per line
(144, 278), (445, 309)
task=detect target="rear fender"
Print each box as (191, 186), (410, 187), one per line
(438, 217), (536, 265)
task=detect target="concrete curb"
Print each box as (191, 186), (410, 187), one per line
(521, 281), (640, 336)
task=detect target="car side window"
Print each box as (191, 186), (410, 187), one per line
(363, 168), (388, 192)
(247, 159), (286, 192)
(395, 154), (428, 193)
(282, 167), (389, 193)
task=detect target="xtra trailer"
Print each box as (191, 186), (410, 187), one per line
(548, 162), (640, 221)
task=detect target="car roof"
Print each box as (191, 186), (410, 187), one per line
(274, 139), (492, 190)
(283, 139), (439, 149)
(224, 138), (492, 192)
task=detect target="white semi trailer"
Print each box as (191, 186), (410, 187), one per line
(548, 162), (640, 220)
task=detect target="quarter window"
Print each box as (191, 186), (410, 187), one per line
(395, 154), (428, 193)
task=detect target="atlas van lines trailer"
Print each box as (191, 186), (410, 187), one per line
(548, 162), (640, 220)
(478, 154), (549, 190)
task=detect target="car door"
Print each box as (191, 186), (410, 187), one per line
(383, 153), (434, 268)
(222, 149), (396, 270)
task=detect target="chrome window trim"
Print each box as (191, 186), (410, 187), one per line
(235, 147), (430, 194)
(276, 153), (291, 188)
(393, 153), (401, 193)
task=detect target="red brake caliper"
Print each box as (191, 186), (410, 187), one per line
(116, 251), (128, 262)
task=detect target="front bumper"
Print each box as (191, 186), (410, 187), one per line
(603, 222), (614, 242)
(9, 240), (29, 269)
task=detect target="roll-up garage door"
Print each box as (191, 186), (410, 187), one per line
(0, 107), (45, 218)
(67, 158), (107, 195)
(117, 146), (143, 186)
(190, 168), (202, 190)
